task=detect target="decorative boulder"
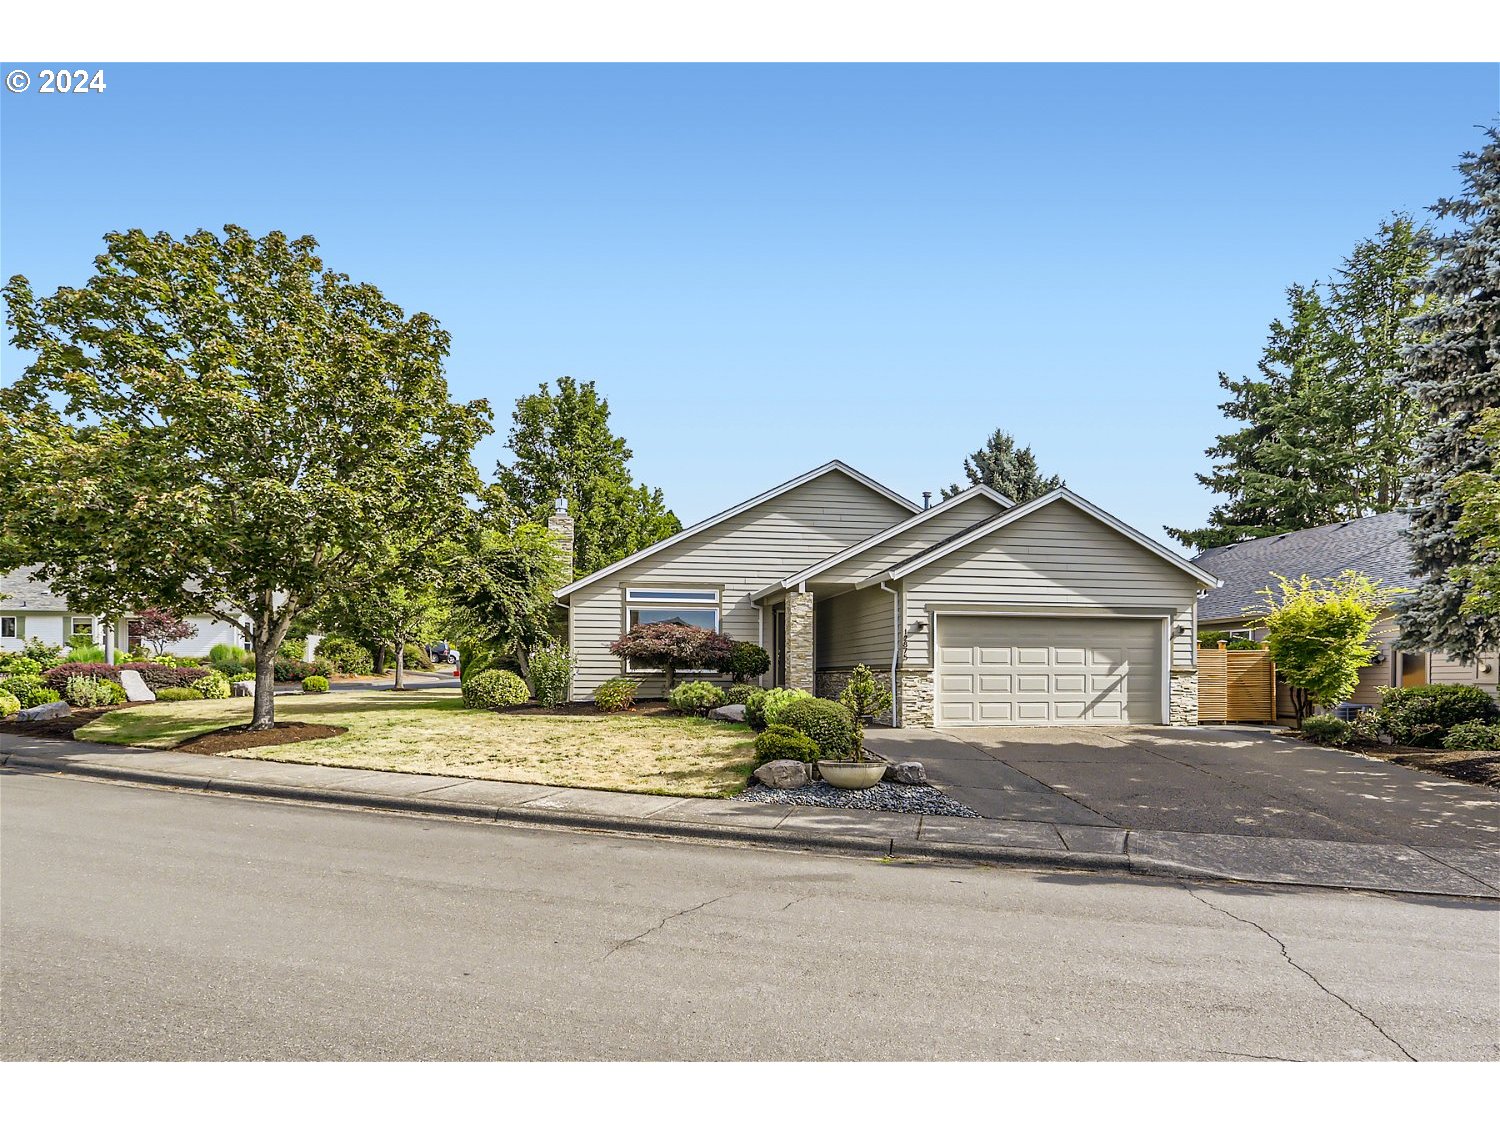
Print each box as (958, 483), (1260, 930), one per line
(231, 681), (256, 698)
(883, 760), (928, 785)
(17, 700), (72, 722)
(752, 759), (810, 789)
(118, 669), (156, 703)
(709, 703), (747, 723)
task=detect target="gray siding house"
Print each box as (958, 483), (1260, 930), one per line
(555, 462), (1220, 728)
(1192, 512), (1500, 711)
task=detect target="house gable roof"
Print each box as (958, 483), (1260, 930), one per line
(0, 566), (71, 612)
(750, 485), (1013, 600)
(856, 488), (1223, 590)
(553, 461), (921, 601)
(1192, 510), (1413, 622)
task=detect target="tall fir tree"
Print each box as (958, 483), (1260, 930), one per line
(1169, 217), (1433, 550)
(1395, 126), (1500, 663)
(941, 428), (1062, 503)
(496, 377), (680, 575)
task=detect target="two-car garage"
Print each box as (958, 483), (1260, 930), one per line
(934, 615), (1164, 726)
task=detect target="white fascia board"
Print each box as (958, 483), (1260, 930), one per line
(553, 460), (920, 601)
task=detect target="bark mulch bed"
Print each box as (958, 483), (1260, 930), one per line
(175, 722), (348, 755)
(5, 703), (149, 741)
(1290, 732), (1500, 788)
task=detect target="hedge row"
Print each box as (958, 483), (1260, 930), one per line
(43, 661), (212, 692)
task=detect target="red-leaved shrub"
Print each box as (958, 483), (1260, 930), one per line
(43, 662), (211, 692)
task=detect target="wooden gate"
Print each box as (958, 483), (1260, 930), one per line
(1198, 643), (1276, 723)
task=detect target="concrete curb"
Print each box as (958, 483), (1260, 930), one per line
(4, 751), (1493, 899)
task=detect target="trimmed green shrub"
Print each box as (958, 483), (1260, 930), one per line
(719, 641), (771, 683)
(594, 677), (639, 713)
(0, 656), (43, 678)
(277, 638), (307, 661)
(303, 675), (330, 693)
(65, 643), (106, 664)
(669, 680), (726, 716)
(155, 687), (203, 702)
(462, 668), (530, 710)
(0, 690), (20, 718)
(724, 683), (759, 705)
(210, 643), (249, 666)
(1, 675), (55, 709)
(316, 636), (374, 675)
(1442, 721), (1500, 752)
(1370, 684), (1500, 748)
(196, 670), (232, 699)
(753, 724), (820, 766)
(749, 687), (812, 732)
(779, 697), (857, 759)
(1301, 715), (1354, 746)
(62, 675), (126, 708)
(530, 645), (573, 707)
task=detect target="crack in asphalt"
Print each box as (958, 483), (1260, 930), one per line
(1184, 886), (1417, 1061)
(602, 895), (728, 960)
(1203, 1048), (1301, 1062)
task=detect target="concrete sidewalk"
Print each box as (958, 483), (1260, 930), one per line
(2, 732), (1496, 899)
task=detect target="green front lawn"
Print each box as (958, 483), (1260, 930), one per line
(75, 690), (758, 797)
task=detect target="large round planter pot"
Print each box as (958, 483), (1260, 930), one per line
(817, 760), (887, 790)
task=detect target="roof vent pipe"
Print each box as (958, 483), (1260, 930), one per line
(922, 491), (932, 510)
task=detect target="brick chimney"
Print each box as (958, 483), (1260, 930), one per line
(547, 498), (575, 582)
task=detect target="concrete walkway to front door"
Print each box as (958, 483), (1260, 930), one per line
(865, 725), (1500, 852)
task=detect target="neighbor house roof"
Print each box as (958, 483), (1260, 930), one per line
(553, 460), (921, 601)
(750, 484), (1013, 600)
(0, 567), (71, 612)
(855, 488), (1223, 590)
(1192, 510), (1413, 622)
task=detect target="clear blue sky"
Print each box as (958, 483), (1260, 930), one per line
(3, 64), (1496, 547)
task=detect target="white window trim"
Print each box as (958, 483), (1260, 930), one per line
(69, 616), (96, 639)
(623, 587), (722, 675)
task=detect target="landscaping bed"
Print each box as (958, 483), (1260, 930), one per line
(736, 780), (980, 817)
(1341, 742), (1500, 788)
(176, 722), (349, 754)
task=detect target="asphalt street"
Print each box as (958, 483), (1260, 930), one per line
(3, 770), (1495, 1061)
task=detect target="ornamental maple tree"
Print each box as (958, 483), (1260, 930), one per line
(135, 607), (197, 656)
(609, 622), (733, 692)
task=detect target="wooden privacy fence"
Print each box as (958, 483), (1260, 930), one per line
(1198, 643), (1276, 723)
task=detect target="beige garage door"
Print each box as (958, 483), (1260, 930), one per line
(936, 616), (1162, 725)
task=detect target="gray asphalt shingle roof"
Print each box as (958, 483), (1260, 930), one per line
(1192, 511), (1414, 622)
(0, 566), (70, 612)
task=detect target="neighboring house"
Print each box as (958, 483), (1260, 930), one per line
(554, 461), (1220, 728)
(1192, 511), (1500, 711)
(0, 566), (250, 659)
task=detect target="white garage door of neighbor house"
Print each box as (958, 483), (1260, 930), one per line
(936, 616), (1162, 726)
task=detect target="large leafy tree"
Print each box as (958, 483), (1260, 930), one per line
(1450, 409), (1500, 627)
(0, 226), (491, 728)
(941, 428), (1062, 503)
(314, 547), (448, 691)
(496, 377), (680, 574)
(1170, 217), (1433, 550)
(1396, 128), (1500, 662)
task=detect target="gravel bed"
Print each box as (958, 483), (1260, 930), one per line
(734, 780), (980, 817)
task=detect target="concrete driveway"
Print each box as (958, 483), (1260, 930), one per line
(866, 725), (1500, 851)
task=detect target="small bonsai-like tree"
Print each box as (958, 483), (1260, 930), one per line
(1254, 571), (1403, 726)
(136, 607), (197, 656)
(838, 664), (894, 754)
(719, 640), (771, 683)
(609, 622), (733, 693)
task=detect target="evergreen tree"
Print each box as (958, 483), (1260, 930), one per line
(1169, 218), (1433, 550)
(941, 428), (1062, 503)
(1395, 127), (1500, 662)
(496, 378), (681, 575)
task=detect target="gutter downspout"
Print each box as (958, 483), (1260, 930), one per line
(880, 581), (901, 728)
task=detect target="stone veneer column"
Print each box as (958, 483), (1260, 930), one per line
(784, 591), (815, 694)
(1169, 669), (1199, 726)
(898, 671), (935, 727)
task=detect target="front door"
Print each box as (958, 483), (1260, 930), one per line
(771, 606), (787, 688)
